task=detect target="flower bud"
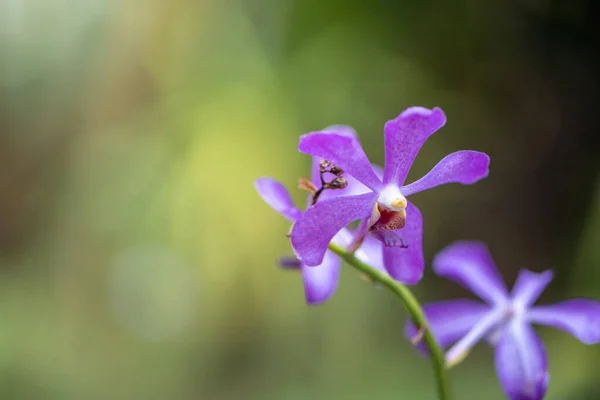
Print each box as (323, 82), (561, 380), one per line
(327, 177), (348, 189)
(329, 165), (344, 176)
(319, 159), (331, 171)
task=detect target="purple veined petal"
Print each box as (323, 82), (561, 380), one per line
(382, 107), (447, 186)
(511, 269), (554, 308)
(330, 226), (385, 272)
(401, 151), (490, 197)
(310, 157), (373, 205)
(381, 202), (424, 284)
(346, 217), (370, 253)
(299, 132), (383, 192)
(329, 163), (385, 201)
(255, 178), (302, 222)
(355, 234), (385, 272)
(433, 241), (509, 305)
(527, 299), (600, 344)
(291, 192), (378, 266)
(495, 321), (549, 400)
(322, 125), (357, 138)
(310, 156), (322, 191)
(309, 130), (357, 186)
(372, 164), (384, 181)
(301, 250), (341, 305)
(299, 227), (359, 304)
(278, 256), (302, 269)
(330, 227), (354, 247)
(308, 157), (384, 207)
(405, 299), (491, 353)
(445, 307), (505, 367)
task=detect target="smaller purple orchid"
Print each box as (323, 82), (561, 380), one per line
(405, 241), (600, 400)
(255, 152), (385, 305)
(291, 107), (490, 284)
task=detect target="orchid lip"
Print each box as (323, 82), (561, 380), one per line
(377, 185), (407, 212)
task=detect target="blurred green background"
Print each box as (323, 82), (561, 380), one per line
(1, 0), (599, 399)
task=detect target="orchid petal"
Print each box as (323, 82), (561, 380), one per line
(405, 299), (491, 353)
(291, 192), (378, 266)
(372, 164), (384, 181)
(445, 307), (505, 367)
(255, 178), (301, 222)
(528, 299), (600, 344)
(322, 125), (357, 138)
(278, 256), (301, 269)
(309, 157), (373, 205)
(301, 227), (372, 304)
(355, 234), (385, 272)
(382, 107), (446, 186)
(495, 321), (549, 400)
(330, 226), (385, 272)
(433, 241), (509, 305)
(299, 132), (383, 192)
(301, 250), (341, 305)
(382, 202), (424, 284)
(401, 151), (490, 196)
(309, 129), (357, 185)
(511, 270), (554, 308)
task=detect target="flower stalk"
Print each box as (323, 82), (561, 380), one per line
(327, 242), (451, 400)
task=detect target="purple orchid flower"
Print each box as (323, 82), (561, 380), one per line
(405, 241), (600, 400)
(255, 139), (385, 304)
(291, 107), (490, 284)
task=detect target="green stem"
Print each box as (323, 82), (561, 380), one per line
(328, 242), (451, 400)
